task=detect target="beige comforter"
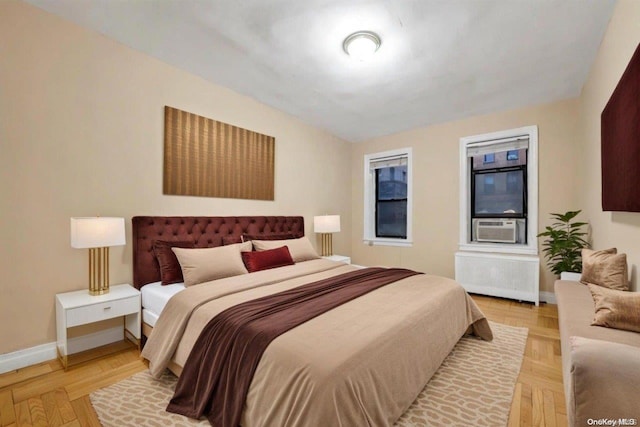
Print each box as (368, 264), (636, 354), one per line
(142, 259), (492, 426)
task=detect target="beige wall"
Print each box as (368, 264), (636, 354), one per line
(578, 0), (640, 291)
(0, 1), (351, 355)
(3, 0), (638, 358)
(351, 0), (640, 296)
(351, 98), (582, 295)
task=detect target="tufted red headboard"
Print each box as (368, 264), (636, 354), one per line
(132, 216), (305, 289)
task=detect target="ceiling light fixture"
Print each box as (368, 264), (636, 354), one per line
(343, 31), (381, 61)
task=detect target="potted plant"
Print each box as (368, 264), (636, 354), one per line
(537, 210), (589, 279)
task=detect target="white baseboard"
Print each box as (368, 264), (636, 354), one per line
(0, 342), (57, 375)
(0, 326), (124, 375)
(539, 291), (557, 304)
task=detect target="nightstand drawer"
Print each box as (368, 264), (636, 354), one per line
(66, 297), (139, 327)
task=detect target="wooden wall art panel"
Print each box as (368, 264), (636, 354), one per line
(601, 42), (640, 212)
(163, 106), (275, 200)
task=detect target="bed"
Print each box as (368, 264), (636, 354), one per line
(133, 216), (305, 338)
(134, 216), (492, 426)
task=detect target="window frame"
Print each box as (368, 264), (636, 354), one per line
(459, 126), (538, 255)
(364, 148), (413, 247)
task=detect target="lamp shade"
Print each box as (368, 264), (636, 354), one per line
(313, 215), (341, 233)
(70, 217), (126, 248)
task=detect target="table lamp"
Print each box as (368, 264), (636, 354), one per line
(313, 215), (341, 256)
(71, 217), (126, 295)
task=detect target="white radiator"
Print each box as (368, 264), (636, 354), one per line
(455, 251), (539, 305)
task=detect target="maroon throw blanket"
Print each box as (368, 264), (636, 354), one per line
(166, 267), (422, 426)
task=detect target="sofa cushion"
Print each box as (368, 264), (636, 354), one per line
(568, 336), (640, 427)
(555, 281), (640, 348)
(556, 280), (640, 427)
(554, 281), (640, 400)
(580, 248), (629, 291)
(589, 284), (640, 333)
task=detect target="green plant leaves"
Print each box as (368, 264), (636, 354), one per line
(537, 210), (589, 276)
(549, 210), (581, 222)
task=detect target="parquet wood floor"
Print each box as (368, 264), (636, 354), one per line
(473, 295), (566, 427)
(0, 295), (565, 426)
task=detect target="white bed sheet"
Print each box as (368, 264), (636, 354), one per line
(142, 308), (160, 327)
(141, 281), (185, 326)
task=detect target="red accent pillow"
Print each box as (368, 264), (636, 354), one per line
(153, 240), (195, 285)
(241, 246), (294, 273)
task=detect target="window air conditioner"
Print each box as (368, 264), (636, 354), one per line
(476, 220), (517, 243)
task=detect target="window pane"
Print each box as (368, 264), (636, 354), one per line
(375, 165), (408, 238)
(474, 170), (524, 215)
(483, 175), (495, 194)
(506, 171), (521, 192)
(483, 153), (495, 163)
(507, 150), (519, 161)
(376, 201), (407, 238)
(376, 165), (407, 200)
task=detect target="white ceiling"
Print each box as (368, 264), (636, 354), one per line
(26, 0), (616, 142)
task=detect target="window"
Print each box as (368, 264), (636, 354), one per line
(507, 150), (519, 161)
(459, 126), (538, 255)
(376, 166), (408, 238)
(364, 148), (412, 246)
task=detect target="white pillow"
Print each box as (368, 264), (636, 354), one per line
(251, 236), (320, 262)
(172, 241), (251, 287)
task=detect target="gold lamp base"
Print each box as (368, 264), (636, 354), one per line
(320, 233), (333, 257)
(89, 247), (110, 295)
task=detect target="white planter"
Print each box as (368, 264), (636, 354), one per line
(560, 271), (582, 281)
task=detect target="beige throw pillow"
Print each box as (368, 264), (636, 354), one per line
(580, 248), (628, 291)
(252, 236), (320, 262)
(172, 241), (251, 287)
(583, 247), (617, 256)
(589, 284), (640, 333)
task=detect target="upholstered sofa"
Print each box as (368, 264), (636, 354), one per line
(555, 279), (640, 427)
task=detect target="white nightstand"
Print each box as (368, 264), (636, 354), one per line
(322, 254), (351, 264)
(56, 284), (141, 369)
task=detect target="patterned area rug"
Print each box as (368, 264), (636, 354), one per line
(91, 322), (527, 427)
